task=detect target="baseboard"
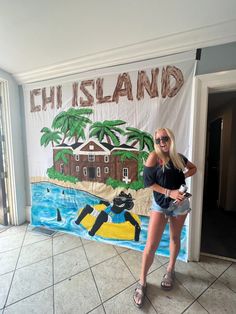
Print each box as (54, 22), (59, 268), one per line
(200, 252), (236, 263)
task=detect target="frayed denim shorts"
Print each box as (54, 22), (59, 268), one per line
(151, 197), (191, 217)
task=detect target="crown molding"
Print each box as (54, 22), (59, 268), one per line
(14, 19), (236, 85)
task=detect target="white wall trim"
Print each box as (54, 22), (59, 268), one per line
(14, 19), (236, 84)
(188, 69), (236, 261)
(0, 79), (18, 225)
(26, 205), (31, 223)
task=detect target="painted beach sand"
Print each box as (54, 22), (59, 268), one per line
(31, 182), (188, 261)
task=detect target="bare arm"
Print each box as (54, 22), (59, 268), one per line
(184, 160), (197, 178)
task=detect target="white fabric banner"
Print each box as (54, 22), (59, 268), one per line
(24, 51), (195, 181)
(23, 51), (196, 260)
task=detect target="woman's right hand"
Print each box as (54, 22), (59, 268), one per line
(170, 190), (185, 203)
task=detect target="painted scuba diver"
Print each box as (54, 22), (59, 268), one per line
(75, 191), (141, 241)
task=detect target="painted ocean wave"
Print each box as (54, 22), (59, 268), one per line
(31, 182), (187, 261)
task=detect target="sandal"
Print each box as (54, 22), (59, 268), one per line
(133, 282), (147, 308)
(161, 271), (175, 290)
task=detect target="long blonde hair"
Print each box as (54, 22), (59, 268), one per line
(154, 128), (185, 170)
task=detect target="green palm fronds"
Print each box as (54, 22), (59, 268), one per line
(125, 127), (154, 152)
(52, 108), (93, 143)
(89, 120), (126, 145)
(40, 127), (62, 147)
(55, 149), (73, 164)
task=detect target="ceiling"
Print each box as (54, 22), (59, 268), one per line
(0, 0), (236, 83)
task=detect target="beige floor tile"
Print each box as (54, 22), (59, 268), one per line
(54, 269), (101, 314)
(53, 233), (82, 255)
(52, 232), (63, 238)
(174, 260), (216, 298)
(92, 255), (135, 302)
(146, 266), (195, 314)
(0, 234), (24, 253)
(219, 263), (236, 292)
(198, 255), (232, 277)
(198, 280), (236, 313)
(7, 258), (52, 305)
(89, 305), (105, 314)
(114, 245), (130, 254)
(0, 225), (10, 232)
(184, 301), (208, 313)
(1, 225), (27, 236)
(80, 237), (93, 245)
(0, 272), (13, 309)
(17, 239), (52, 268)
(156, 254), (169, 265)
(3, 224), (236, 314)
(4, 287), (53, 314)
(23, 230), (51, 246)
(121, 250), (162, 280)
(84, 241), (117, 266)
(54, 246), (89, 283)
(104, 284), (156, 314)
(0, 249), (20, 275)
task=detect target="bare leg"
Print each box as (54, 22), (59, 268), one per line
(134, 211), (167, 306)
(140, 211), (168, 285)
(167, 214), (187, 273)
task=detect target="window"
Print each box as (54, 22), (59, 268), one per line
(104, 167), (109, 174)
(123, 168), (128, 177)
(88, 154), (95, 162)
(83, 167), (87, 176)
(76, 166), (79, 172)
(75, 154), (79, 161)
(89, 145), (94, 150)
(97, 167), (101, 177)
(104, 155), (109, 163)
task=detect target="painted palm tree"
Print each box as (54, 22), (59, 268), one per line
(52, 108), (93, 144)
(113, 150), (138, 162)
(89, 120), (126, 146)
(125, 127), (154, 152)
(40, 127), (62, 147)
(137, 150), (149, 179)
(55, 149), (74, 164)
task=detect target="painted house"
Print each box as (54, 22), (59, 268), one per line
(53, 139), (139, 183)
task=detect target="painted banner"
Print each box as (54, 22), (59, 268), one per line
(23, 51), (196, 261)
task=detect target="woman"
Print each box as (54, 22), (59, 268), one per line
(133, 127), (197, 308)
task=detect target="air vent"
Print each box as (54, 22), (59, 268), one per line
(31, 226), (56, 236)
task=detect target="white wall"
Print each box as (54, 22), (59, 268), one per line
(0, 69), (26, 224)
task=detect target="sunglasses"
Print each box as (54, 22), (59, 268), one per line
(155, 136), (169, 145)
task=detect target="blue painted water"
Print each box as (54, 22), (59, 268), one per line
(31, 182), (187, 261)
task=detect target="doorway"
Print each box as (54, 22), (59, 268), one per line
(189, 69), (236, 262)
(88, 167), (96, 179)
(200, 91), (236, 259)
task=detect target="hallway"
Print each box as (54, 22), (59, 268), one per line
(0, 224), (235, 313)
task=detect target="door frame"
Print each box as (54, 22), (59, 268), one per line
(188, 69), (236, 261)
(0, 78), (18, 225)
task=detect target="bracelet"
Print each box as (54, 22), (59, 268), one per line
(164, 189), (171, 198)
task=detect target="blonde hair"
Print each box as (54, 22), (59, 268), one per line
(154, 128), (185, 170)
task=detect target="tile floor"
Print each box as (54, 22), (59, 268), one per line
(0, 223), (236, 314)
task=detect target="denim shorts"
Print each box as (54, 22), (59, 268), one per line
(151, 197), (191, 217)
